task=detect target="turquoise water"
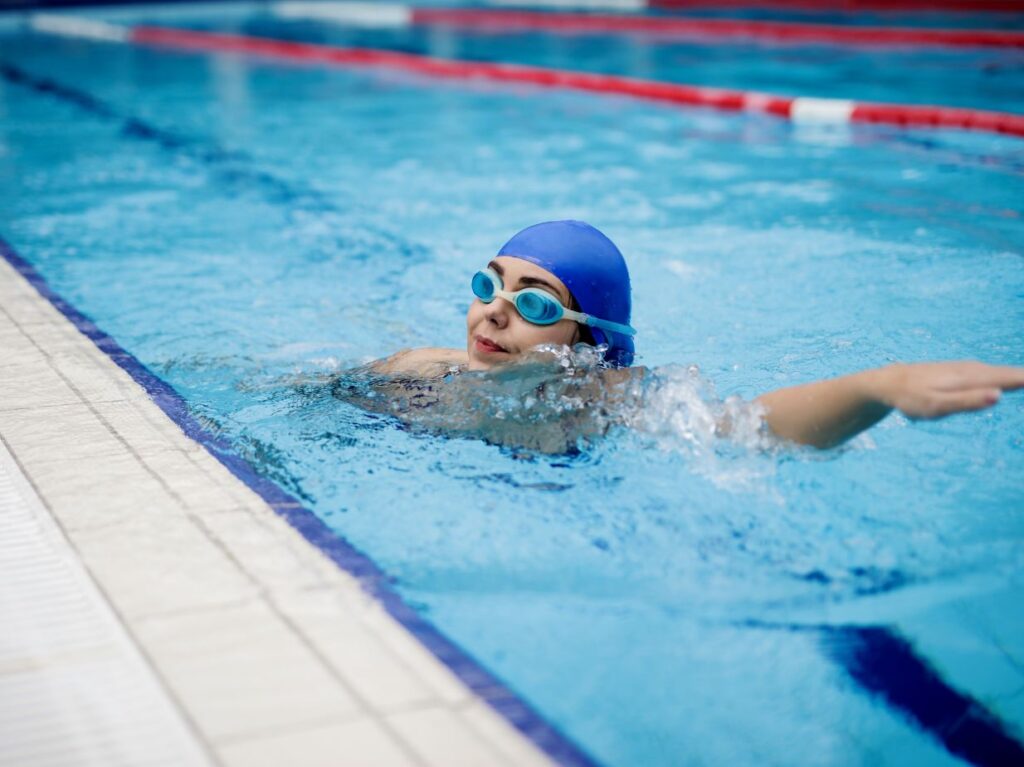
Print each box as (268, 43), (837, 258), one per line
(2, 23), (1023, 766)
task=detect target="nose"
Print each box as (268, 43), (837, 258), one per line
(483, 297), (512, 329)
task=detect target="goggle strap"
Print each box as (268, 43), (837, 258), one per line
(562, 307), (636, 337)
(583, 315), (636, 338)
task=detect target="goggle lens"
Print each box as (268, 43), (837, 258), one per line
(471, 270), (497, 302)
(516, 291), (562, 325)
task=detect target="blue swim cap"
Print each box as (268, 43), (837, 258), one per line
(497, 220), (634, 367)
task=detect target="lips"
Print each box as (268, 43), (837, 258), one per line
(474, 335), (508, 354)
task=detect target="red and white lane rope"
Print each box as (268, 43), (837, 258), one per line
(481, 0), (1024, 12)
(646, 0), (1024, 13)
(429, 9), (1024, 49)
(29, 16), (1024, 139)
(337, 6), (1024, 49)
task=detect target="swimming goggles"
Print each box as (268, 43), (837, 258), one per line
(471, 267), (636, 337)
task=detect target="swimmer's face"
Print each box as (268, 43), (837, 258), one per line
(466, 256), (580, 371)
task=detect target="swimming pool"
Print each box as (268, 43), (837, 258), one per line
(2, 4), (1023, 765)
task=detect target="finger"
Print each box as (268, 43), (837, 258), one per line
(989, 365), (1024, 392)
(930, 387), (1002, 418)
(962, 364), (1024, 391)
(929, 363), (1024, 393)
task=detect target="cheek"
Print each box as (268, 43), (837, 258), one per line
(466, 301), (485, 330)
(517, 320), (577, 348)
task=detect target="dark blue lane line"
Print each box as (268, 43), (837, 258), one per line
(822, 625), (1024, 767)
(743, 619), (1024, 767)
(0, 236), (600, 767)
(0, 61), (316, 207)
(0, 61), (423, 265)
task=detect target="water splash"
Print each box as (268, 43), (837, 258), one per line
(624, 363), (780, 491)
(319, 344), (776, 468)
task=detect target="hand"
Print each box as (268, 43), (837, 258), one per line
(878, 361), (1024, 420)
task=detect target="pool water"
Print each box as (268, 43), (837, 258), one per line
(233, 15), (1024, 113)
(2, 12), (1023, 766)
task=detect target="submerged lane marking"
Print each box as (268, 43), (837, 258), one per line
(741, 619), (1024, 767)
(821, 625), (1024, 767)
(0, 63), (325, 208)
(0, 62), (423, 268)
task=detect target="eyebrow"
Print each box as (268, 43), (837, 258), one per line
(488, 260), (568, 303)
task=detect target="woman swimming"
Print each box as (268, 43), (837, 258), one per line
(369, 220), (1024, 450)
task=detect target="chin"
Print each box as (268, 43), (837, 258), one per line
(465, 349), (486, 371)
(467, 355), (495, 371)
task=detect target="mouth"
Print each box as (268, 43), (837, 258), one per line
(474, 335), (509, 355)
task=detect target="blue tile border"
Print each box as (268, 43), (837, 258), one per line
(0, 236), (601, 767)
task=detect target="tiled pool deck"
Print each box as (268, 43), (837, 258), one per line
(0, 256), (553, 766)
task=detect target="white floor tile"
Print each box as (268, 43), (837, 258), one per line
(140, 450), (250, 515)
(200, 509), (331, 591)
(0, 436), (212, 767)
(361, 605), (473, 707)
(386, 706), (508, 767)
(273, 587), (438, 712)
(217, 717), (418, 767)
(460, 700), (555, 767)
(0, 293), (68, 327)
(0, 401), (126, 464)
(0, 359), (81, 410)
(0, 321), (37, 360)
(0, 267), (36, 302)
(90, 399), (184, 454)
(134, 599), (362, 742)
(21, 448), (181, 531)
(71, 513), (257, 619)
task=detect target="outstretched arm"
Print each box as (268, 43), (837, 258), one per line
(756, 361), (1024, 449)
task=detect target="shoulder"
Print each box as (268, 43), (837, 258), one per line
(600, 366), (641, 385)
(369, 347), (467, 377)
